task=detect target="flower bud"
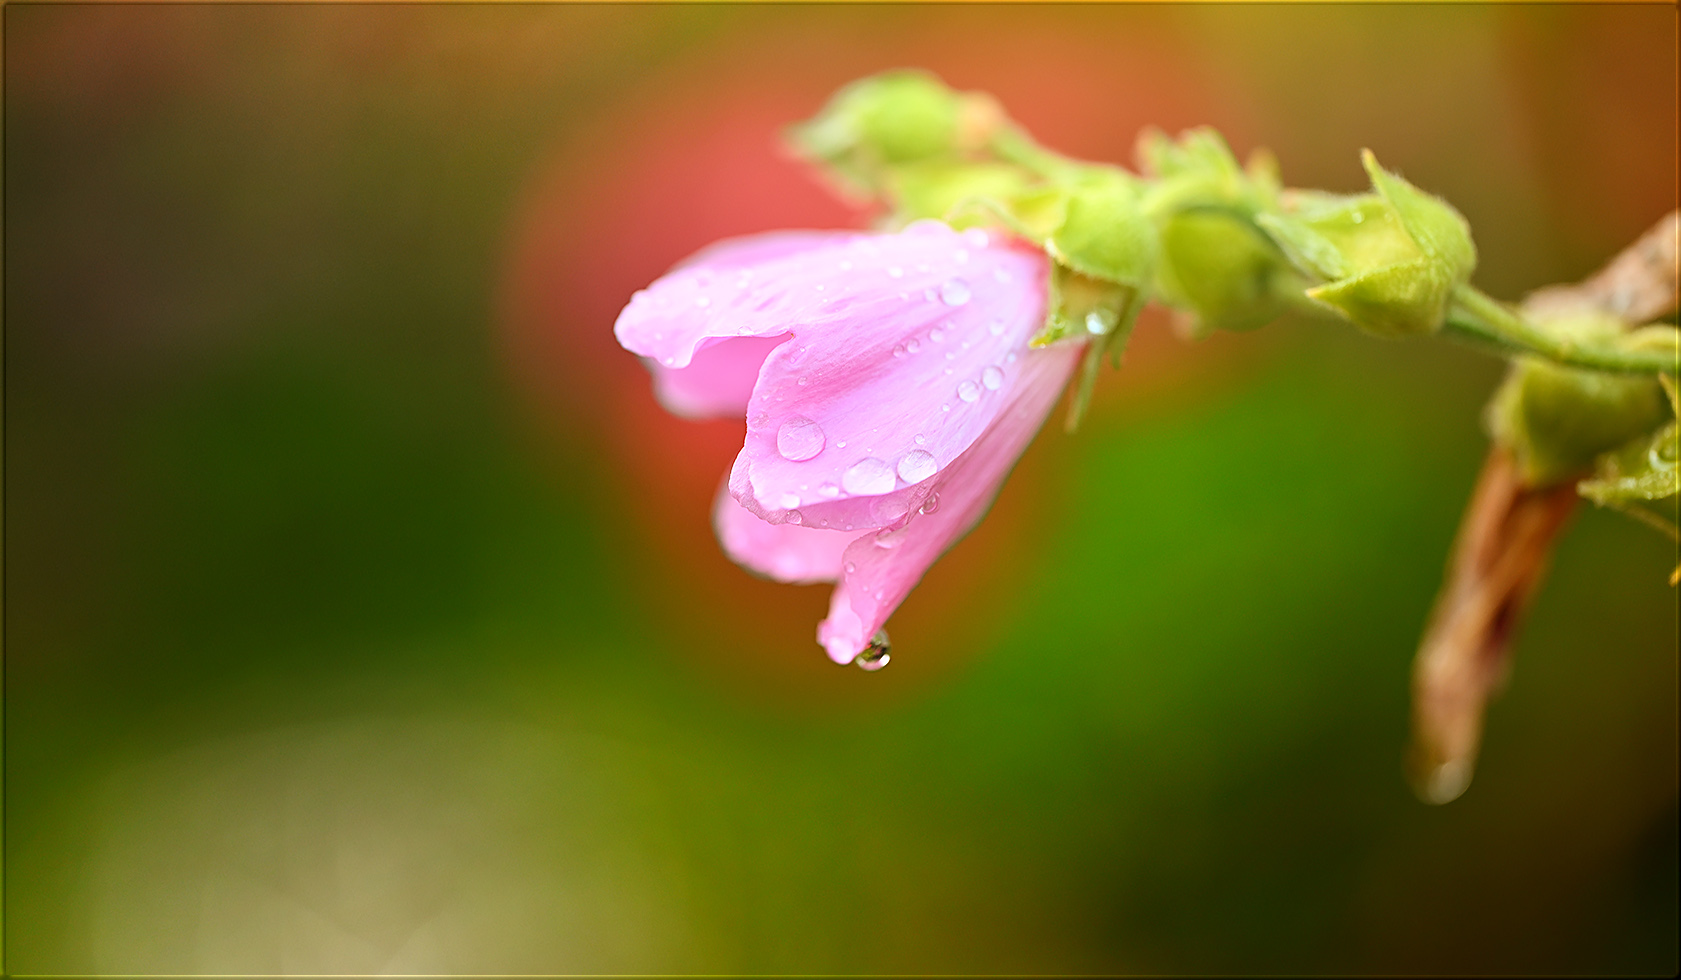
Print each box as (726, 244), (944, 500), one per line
(1154, 209), (1304, 335)
(1485, 315), (1672, 487)
(788, 70), (980, 198)
(1258, 151), (1476, 338)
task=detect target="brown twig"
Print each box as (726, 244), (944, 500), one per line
(1407, 210), (1678, 804)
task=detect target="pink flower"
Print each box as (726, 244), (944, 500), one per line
(614, 219), (1082, 664)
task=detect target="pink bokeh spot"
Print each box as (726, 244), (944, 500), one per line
(616, 220), (1081, 663)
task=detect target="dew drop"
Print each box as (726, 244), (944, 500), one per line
(776, 417), (826, 461)
(988, 318), (1006, 336)
(958, 380), (981, 402)
(778, 492), (801, 510)
(924, 288), (938, 303)
(954, 248), (969, 264)
(929, 326), (946, 342)
(888, 266), (904, 278)
(817, 482), (841, 498)
(873, 528), (899, 549)
(842, 457), (896, 495)
(940, 278), (972, 306)
(796, 376), (808, 386)
(964, 228), (990, 249)
(1006, 352), (1017, 363)
(786, 509), (803, 526)
(945, 350), (957, 360)
(906, 339), (921, 353)
(814, 283), (825, 292)
(897, 449), (938, 483)
(913, 433), (926, 445)
(695, 296), (711, 308)
(854, 630), (891, 671)
(982, 365), (1005, 390)
(892, 345), (906, 358)
(749, 412), (769, 428)
(1350, 211), (1365, 224)
(919, 492), (940, 515)
(993, 268), (1012, 284)
(845, 561), (856, 574)
(1085, 311), (1110, 335)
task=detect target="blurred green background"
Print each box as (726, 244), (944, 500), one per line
(5, 4), (1676, 975)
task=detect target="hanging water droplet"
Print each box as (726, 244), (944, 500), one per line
(940, 278), (972, 306)
(887, 266), (904, 278)
(853, 630), (891, 671)
(982, 365), (1004, 390)
(786, 509), (803, 526)
(873, 528), (899, 549)
(897, 449), (938, 483)
(776, 417), (826, 461)
(919, 492), (940, 515)
(778, 492), (801, 510)
(817, 482), (841, 498)
(957, 380), (981, 402)
(842, 457), (896, 496)
(906, 339), (921, 353)
(1085, 311), (1110, 335)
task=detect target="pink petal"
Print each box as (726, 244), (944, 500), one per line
(712, 481), (852, 584)
(727, 222), (1051, 531)
(617, 230), (862, 419)
(816, 341), (1082, 663)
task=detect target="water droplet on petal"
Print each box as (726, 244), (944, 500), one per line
(777, 417), (826, 461)
(786, 509), (803, 525)
(988, 318), (1006, 336)
(749, 412), (769, 428)
(964, 228), (990, 249)
(906, 339), (921, 353)
(993, 268), (1012, 284)
(888, 266), (904, 278)
(940, 278), (972, 306)
(919, 492), (940, 515)
(778, 492), (801, 510)
(954, 249), (969, 264)
(839, 260), (853, 270)
(924, 288), (938, 303)
(982, 365), (1004, 390)
(1006, 352), (1017, 363)
(892, 345), (905, 357)
(854, 630), (891, 671)
(958, 380), (981, 402)
(818, 482), (841, 498)
(844, 561), (856, 574)
(897, 449), (938, 483)
(929, 326), (945, 342)
(913, 434), (926, 445)
(695, 296), (711, 308)
(842, 457), (896, 495)
(874, 529), (898, 549)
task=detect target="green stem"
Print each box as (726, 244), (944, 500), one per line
(989, 125), (1082, 181)
(1446, 284), (1678, 375)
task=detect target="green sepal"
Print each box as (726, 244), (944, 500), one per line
(1578, 419), (1679, 505)
(1486, 316), (1672, 487)
(1306, 259), (1453, 339)
(1043, 168), (1157, 288)
(1361, 149), (1476, 277)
